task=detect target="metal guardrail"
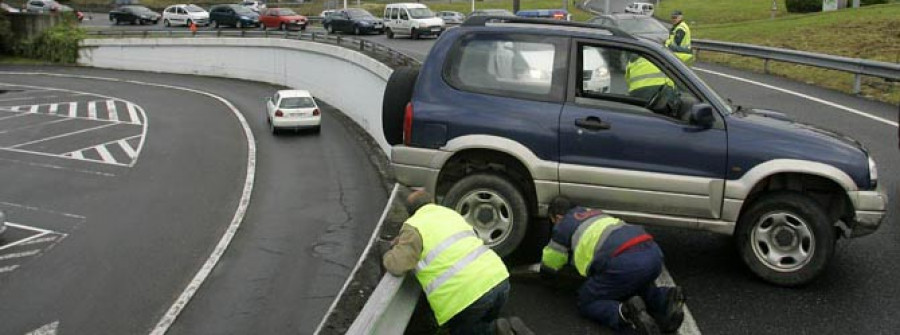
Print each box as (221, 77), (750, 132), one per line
(82, 29), (419, 68)
(692, 39), (900, 94)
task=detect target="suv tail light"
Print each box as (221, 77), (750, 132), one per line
(275, 110), (283, 117)
(312, 108), (320, 116)
(403, 102), (413, 146)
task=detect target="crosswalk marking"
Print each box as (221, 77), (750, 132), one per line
(87, 101), (97, 119)
(49, 103), (58, 115)
(70, 151), (84, 159)
(106, 100), (119, 122)
(68, 102), (77, 118)
(11, 106), (19, 112)
(0, 249), (41, 261)
(18, 236), (57, 246)
(28, 105), (39, 113)
(119, 139), (137, 159)
(95, 145), (116, 163)
(0, 265), (19, 273)
(126, 102), (141, 125)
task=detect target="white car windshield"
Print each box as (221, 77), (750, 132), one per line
(280, 97), (316, 108)
(185, 5), (204, 12)
(408, 8), (433, 19)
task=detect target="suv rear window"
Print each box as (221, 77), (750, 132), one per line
(445, 34), (565, 100)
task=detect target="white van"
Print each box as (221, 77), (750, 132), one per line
(383, 3), (445, 40)
(624, 2), (654, 15)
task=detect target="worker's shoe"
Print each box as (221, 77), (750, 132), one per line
(494, 317), (513, 335)
(621, 296), (661, 335)
(657, 286), (686, 333)
(509, 316), (536, 335)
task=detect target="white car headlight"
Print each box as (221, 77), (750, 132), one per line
(868, 156), (878, 188)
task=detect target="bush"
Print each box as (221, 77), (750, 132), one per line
(785, 0), (822, 13)
(6, 14), (83, 63)
(0, 14), (14, 54)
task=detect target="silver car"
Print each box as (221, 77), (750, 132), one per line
(437, 11), (464, 24)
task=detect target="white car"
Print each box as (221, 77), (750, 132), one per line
(624, 2), (655, 16)
(266, 90), (321, 134)
(162, 4), (210, 27)
(383, 3), (444, 40)
(240, 0), (266, 13)
(319, 9), (335, 18)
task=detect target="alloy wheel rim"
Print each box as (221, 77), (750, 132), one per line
(454, 188), (514, 247)
(750, 211), (815, 272)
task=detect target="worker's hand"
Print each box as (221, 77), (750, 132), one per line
(390, 236), (400, 247)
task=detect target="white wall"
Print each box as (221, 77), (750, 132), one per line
(79, 38), (394, 154)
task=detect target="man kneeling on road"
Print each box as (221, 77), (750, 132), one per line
(540, 196), (685, 334)
(383, 189), (510, 335)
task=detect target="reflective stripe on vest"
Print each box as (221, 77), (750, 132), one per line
(424, 245), (490, 294)
(571, 215), (625, 276)
(416, 230), (477, 272)
(625, 58), (674, 92)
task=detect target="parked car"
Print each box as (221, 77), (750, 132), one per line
(589, 13), (670, 67)
(515, 9), (570, 20)
(239, 0), (266, 13)
(109, 5), (161, 25)
(469, 9), (515, 17)
(436, 11), (464, 25)
(265, 90), (321, 134)
(210, 4), (259, 28)
(25, 0), (83, 21)
(383, 16), (886, 287)
(624, 2), (655, 15)
(259, 7), (307, 31)
(383, 3), (444, 40)
(1, 2), (20, 12)
(162, 4), (210, 27)
(323, 8), (383, 35)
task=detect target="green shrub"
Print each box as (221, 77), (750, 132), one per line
(785, 0), (822, 12)
(0, 14), (14, 54)
(7, 14), (83, 63)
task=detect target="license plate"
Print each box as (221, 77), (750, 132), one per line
(291, 113), (305, 117)
(431, 27), (440, 32)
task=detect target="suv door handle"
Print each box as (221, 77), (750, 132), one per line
(575, 116), (611, 131)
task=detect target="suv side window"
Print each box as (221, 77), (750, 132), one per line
(445, 34), (567, 101)
(574, 43), (700, 121)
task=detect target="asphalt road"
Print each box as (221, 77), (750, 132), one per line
(358, 34), (899, 334)
(0, 67), (386, 334)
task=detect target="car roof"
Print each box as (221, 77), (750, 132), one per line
(388, 3), (427, 8)
(462, 16), (633, 39)
(277, 90), (312, 98)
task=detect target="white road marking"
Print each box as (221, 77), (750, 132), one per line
(28, 105), (39, 114)
(0, 265), (19, 273)
(16, 235), (58, 246)
(0, 203), (85, 220)
(68, 102), (77, 118)
(25, 321), (59, 335)
(656, 267), (701, 335)
(11, 106), (20, 112)
(1, 146), (129, 167)
(0, 96), (35, 102)
(95, 145), (117, 164)
(0, 157), (115, 177)
(119, 139), (138, 159)
(69, 151), (84, 159)
(0, 118), (74, 135)
(695, 67), (899, 128)
(106, 100), (119, 122)
(126, 102), (141, 125)
(49, 103), (58, 115)
(0, 113), (31, 121)
(0, 249), (41, 261)
(6, 123), (116, 149)
(87, 101), (98, 119)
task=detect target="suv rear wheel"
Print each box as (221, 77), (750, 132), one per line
(735, 192), (835, 286)
(443, 173), (529, 257)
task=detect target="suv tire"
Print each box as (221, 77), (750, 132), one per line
(443, 173), (529, 257)
(735, 192), (835, 287)
(382, 66), (419, 145)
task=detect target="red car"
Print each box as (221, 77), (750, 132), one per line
(259, 8), (307, 31)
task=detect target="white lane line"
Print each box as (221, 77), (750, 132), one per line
(126, 102), (141, 125)
(95, 145), (117, 164)
(5, 222), (54, 234)
(656, 267), (701, 335)
(0, 118), (74, 135)
(11, 106), (20, 112)
(119, 139), (138, 159)
(87, 101), (98, 120)
(17, 235), (58, 246)
(0, 232), (49, 251)
(695, 67), (899, 128)
(0, 113), (31, 121)
(0, 265), (19, 273)
(68, 102), (77, 118)
(5, 123), (116, 149)
(0, 203), (86, 220)
(106, 100), (119, 122)
(49, 103), (58, 115)
(69, 151), (84, 159)
(0, 97), (35, 102)
(0, 146), (130, 167)
(0, 249), (41, 261)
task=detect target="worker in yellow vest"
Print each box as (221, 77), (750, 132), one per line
(666, 10), (694, 66)
(625, 56), (675, 101)
(384, 189), (510, 334)
(541, 196), (685, 335)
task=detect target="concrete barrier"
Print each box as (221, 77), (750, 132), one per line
(78, 37), (393, 154)
(7, 12), (66, 40)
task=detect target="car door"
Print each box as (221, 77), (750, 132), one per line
(267, 93), (279, 119)
(339, 11), (352, 32)
(399, 8), (411, 34)
(558, 40), (728, 220)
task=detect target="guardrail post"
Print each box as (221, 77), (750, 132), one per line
(764, 58), (770, 74)
(853, 74), (862, 95)
(359, 40), (365, 51)
(312, 32), (316, 41)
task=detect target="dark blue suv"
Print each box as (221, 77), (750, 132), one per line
(383, 17), (887, 286)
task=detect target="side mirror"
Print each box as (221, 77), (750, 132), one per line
(690, 103), (715, 128)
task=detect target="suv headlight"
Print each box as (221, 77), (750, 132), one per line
(868, 156), (878, 188)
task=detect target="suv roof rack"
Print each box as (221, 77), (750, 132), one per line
(461, 15), (634, 38)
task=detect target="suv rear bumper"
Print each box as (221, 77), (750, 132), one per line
(847, 186), (887, 237)
(391, 146), (447, 190)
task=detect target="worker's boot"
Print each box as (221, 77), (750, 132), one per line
(657, 286), (686, 333)
(621, 296), (661, 335)
(494, 317), (513, 335)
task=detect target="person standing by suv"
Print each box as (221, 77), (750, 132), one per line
(541, 197), (685, 334)
(383, 189), (510, 334)
(666, 10), (693, 65)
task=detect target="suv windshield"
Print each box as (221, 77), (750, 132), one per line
(408, 8), (433, 19)
(280, 97), (316, 108)
(185, 5), (204, 12)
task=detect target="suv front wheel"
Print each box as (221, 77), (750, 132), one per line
(735, 192), (836, 287)
(443, 173), (529, 257)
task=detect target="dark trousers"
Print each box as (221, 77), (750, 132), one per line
(576, 242), (669, 330)
(445, 279), (510, 335)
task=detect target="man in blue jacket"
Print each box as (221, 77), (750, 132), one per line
(541, 196), (685, 334)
